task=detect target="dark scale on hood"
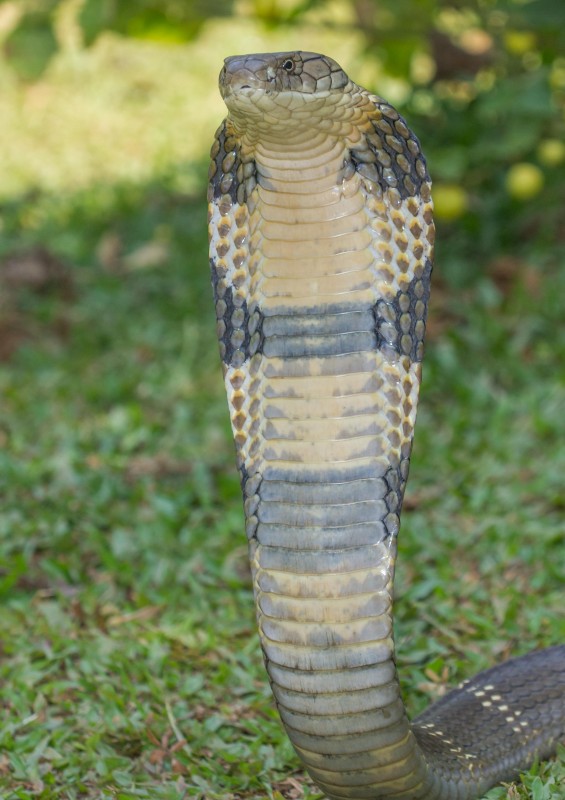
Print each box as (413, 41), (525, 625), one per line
(350, 104), (430, 200)
(373, 258), (432, 362)
(208, 119), (257, 205)
(210, 256), (264, 368)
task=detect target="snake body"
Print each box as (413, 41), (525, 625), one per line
(207, 51), (565, 800)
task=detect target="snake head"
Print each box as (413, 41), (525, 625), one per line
(219, 51), (350, 124)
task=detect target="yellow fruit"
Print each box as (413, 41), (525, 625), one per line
(537, 139), (565, 167)
(505, 163), (544, 200)
(432, 184), (468, 221)
(504, 31), (537, 55)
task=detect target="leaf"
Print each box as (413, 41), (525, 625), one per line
(80, 0), (235, 45)
(495, 0), (565, 30)
(5, 14), (58, 80)
(477, 71), (553, 121)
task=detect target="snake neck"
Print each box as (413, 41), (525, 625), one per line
(247, 132), (377, 312)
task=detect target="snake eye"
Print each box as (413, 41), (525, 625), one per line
(282, 59), (294, 72)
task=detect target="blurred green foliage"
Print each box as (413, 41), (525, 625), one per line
(1, 0), (233, 77)
(78, 0), (234, 45)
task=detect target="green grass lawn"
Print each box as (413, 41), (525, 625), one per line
(0, 174), (563, 800)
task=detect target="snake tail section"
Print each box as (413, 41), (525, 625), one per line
(208, 50), (565, 800)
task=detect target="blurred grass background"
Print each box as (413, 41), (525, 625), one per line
(0, 1), (563, 798)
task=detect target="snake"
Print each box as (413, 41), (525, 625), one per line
(207, 50), (565, 800)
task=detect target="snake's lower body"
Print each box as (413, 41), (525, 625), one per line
(208, 51), (565, 800)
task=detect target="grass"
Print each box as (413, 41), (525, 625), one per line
(0, 27), (563, 800)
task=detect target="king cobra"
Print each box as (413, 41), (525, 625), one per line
(207, 51), (565, 799)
